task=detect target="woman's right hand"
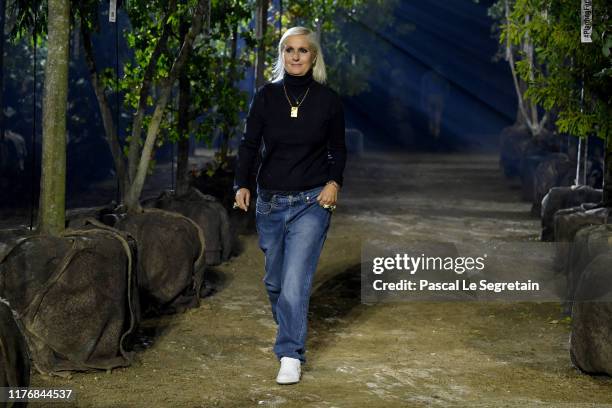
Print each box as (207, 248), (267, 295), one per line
(235, 188), (251, 212)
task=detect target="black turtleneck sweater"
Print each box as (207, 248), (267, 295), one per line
(234, 69), (347, 192)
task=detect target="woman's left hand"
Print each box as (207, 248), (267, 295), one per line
(317, 183), (338, 207)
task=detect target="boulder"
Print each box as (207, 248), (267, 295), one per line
(143, 189), (232, 265)
(566, 223), (612, 300)
(552, 206), (609, 276)
(0, 225), (138, 375)
(569, 225), (612, 376)
(0, 301), (31, 399)
(114, 208), (205, 315)
(540, 186), (603, 242)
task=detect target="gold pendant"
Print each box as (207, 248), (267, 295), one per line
(291, 106), (298, 118)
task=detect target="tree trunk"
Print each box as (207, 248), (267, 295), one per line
(124, 0), (209, 212)
(38, 0), (70, 235)
(255, 0), (268, 89)
(176, 20), (191, 196)
(575, 137), (583, 186)
(217, 22), (239, 164)
(81, 19), (127, 200)
(176, 139), (190, 195)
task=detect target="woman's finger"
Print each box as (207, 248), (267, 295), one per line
(235, 188), (251, 212)
(243, 191), (250, 211)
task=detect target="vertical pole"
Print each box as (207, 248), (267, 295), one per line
(603, 129), (611, 208)
(582, 135), (589, 186)
(0, 0), (6, 144)
(114, 5), (121, 204)
(575, 138), (582, 186)
(29, 8), (39, 230)
(574, 78), (585, 186)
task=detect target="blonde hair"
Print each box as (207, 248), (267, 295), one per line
(271, 26), (327, 84)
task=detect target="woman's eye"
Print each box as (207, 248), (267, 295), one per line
(299, 48), (308, 53)
(285, 47), (294, 53)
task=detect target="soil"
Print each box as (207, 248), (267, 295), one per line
(29, 152), (612, 407)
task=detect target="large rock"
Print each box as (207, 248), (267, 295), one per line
(143, 189), (232, 266)
(114, 208), (206, 315)
(0, 225), (138, 375)
(552, 206), (609, 276)
(0, 301), (31, 399)
(569, 225), (612, 376)
(540, 186), (603, 242)
(566, 223), (612, 300)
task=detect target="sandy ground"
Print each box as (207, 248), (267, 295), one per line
(30, 152), (612, 407)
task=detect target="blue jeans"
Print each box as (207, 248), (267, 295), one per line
(255, 185), (332, 364)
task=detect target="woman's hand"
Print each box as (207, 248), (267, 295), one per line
(317, 182), (339, 207)
(235, 188), (251, 212)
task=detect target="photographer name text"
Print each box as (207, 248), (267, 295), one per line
(372, 279), (539, 293)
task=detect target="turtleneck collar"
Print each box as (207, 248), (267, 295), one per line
(283, 68), (314, 87)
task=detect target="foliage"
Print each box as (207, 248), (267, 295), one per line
(501, 0), (611, 140)
(92, 0), (252, 161)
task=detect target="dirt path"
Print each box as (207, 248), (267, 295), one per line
(32, 153), (612, 407)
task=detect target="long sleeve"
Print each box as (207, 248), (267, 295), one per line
(234, 88), (265, 191)
(326, 92), (347, 186)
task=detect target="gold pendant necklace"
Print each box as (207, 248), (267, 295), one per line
(283, 82), (310, 118)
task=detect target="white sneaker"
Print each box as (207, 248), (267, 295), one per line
(276, 357), (301, 385)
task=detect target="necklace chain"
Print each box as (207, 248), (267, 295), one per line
(283, 82), (310, 108)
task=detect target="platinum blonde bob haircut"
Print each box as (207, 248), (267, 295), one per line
(271, 26), (327, 84)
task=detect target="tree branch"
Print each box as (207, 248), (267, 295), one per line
(127, 0), (177, 183)
(505, 0), (534, 134)
(125, 0), (210, 212)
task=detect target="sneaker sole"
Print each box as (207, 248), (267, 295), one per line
(276, 379), (300, 385)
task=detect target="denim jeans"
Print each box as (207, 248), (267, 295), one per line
(255, 185), (332, 364)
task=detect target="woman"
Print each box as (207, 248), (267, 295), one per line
(233, 26), (346, 385)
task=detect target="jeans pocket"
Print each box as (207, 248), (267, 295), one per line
(256, 197), (273, 215)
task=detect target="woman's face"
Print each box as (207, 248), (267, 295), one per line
(282, 35), (314, 76)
